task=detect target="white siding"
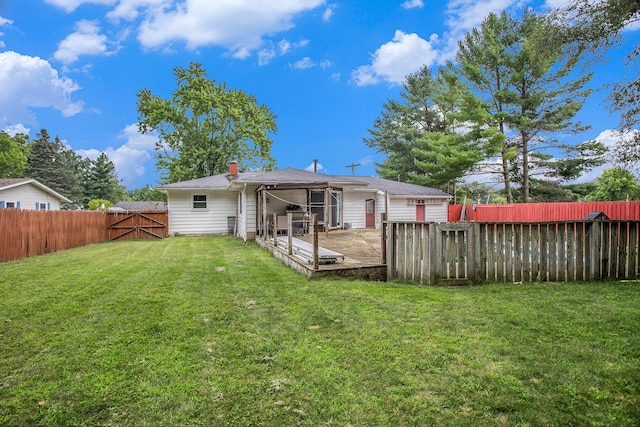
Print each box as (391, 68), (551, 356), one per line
(237, 186), (258, 240)
(167, 190), (237, 235)
(386, 197), (448, 222)
(343, 190), (378, 229)
(425, 202), (448, 222)
(0, 184), (62, 210)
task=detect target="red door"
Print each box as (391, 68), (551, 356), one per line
(366, 199), (375, 228)
(416, 205), (425, 222)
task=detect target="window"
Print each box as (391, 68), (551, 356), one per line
(192, 194), (207, 209)
(36, 202), (47, 211)
(310, 190), (324, 222)
(6, 201), (16, 209)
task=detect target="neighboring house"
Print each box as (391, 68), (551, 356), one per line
(110, 201), (167, 212)
(0, 178), (71, 211)
(157, 162), (452, 241)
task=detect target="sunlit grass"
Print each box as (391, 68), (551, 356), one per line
(1, 236), (639, 426)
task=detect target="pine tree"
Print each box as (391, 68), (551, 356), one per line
(83, 153), (125, 205)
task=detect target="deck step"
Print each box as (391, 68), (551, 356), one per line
(275, 236), (344, 264)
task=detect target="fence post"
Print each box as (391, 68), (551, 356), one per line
(312, 213), (319, 270)
(588, 221), (601, 280)
(381, 213), (387, 264)
(386, 221), (395, 280)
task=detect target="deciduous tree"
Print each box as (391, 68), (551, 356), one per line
(137, 63), (277, 183)
(0, 131), (29, 178)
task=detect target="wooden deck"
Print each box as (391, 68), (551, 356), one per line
(257, 229), (386, 280)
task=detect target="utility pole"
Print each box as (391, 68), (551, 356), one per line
(345, 163), (361, 176)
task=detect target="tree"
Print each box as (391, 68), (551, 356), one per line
(364, 66), (497, 187)
(454, 11), (519, 202)
(363, 67), (448, 182)
(0, 131), (29, 178)
(126, 185), (167, 202)
(83, 152), (125, 206)
(24, 129), (85, 208)
(137, 63), (277, 183)
(87, 199), (113, 211)
(456, 10), (603, 202)
(588, 167), (640, 201)
(551, 1), (640, 166)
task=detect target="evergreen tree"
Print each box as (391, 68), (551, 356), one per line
(24, 129), (85, 208)
(363, 67), (449, 182)
(83, 153), (125, 206)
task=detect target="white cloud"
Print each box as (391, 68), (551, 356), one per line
(402, 0), (424, 9)
(0, 16), (14, 26)
(359, 155), (374, 166)
(137, 0), (324, 58)
(54, 20), (115, 64)
(543, 0), (570, 10)
(292, 57), (315, 69)
(305, 161), (324, 172)
(323, 4), (337, 22)
(257, 38), (309, 65)
(445, 0), (519, 36)
(570, 129), (640, 183)
(106, 0), (166, 22)
(351, 30), (438, 86)
(3, 124), (31, 136)
(76, 124), (157, 186)
(0, 51), (83, 127)
(319, 60), (332, 69)
(44, 0), (116, 13)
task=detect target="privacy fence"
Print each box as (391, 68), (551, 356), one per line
(0, 209), (168, 262)
(386, 220), (640, 285)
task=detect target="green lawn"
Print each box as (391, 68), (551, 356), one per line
(1, 236), (639, 426)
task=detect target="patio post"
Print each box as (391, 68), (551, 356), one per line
(312, 213), (319, 270)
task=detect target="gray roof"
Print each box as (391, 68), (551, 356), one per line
(334, 175), (451, 197)
(114, 201), (167, 210)
(157, 168), (451, 198)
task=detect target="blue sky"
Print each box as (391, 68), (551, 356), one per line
(0, 0), (637, 189)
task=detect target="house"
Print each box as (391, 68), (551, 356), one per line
(0, 178), (71, 210)
(157, 162), (452, 241)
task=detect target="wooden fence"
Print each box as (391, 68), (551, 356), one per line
(0, 209), (108, 262)
(0, 210), (169, 262)
(106, 210), (168, 241)
(387, 220), (640, 285)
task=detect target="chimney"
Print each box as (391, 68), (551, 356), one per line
(229, 161), (238, 177)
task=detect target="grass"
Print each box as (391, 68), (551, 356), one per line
(0, 236), (639, 426)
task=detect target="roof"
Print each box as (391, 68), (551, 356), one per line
(157, 168), (450, 198)
(334, 175), (451, 197)
(114, 201), (167, 210)
(0, 178), (72, 203)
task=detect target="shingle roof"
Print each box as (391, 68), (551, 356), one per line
(114, 201), (167, 210)
(335, 176), (451, 197)
(0, 178), (31, 189)
(156, 168), (451, 198)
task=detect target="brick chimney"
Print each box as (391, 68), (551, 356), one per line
(229, 161), (238, 177)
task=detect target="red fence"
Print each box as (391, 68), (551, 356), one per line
(0, 210), (108, 262)
(449, 201), (640, 223)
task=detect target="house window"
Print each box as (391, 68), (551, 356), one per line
(5, 201), (16, 209)
(36, 202), (47, 211)
(192, 194), (207, 209)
